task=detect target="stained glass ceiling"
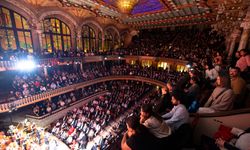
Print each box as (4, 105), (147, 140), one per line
(57, 0), (249, 29)
(102, 0), (166, 15)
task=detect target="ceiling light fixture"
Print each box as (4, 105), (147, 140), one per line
(116, 0), (139, 14)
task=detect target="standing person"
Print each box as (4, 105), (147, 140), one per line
(162, 90), (189, 132)
(121, 115), (155, 150)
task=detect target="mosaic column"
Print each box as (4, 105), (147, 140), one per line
(44, 66), (48, 77)
(238, 8), (250, 51)
(227, 29), (241, 60)
(29, 20), (42, 53)
(71, 27), (77, 51)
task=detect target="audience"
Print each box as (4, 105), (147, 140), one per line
(162, 90), (189, 132)
(121, 115), (155, 150)
(198, 71), (235, 113)
(140, 104), (172, 149)
(140, 104), (171, 139)
(230, 66), (247, 108)
(50, 81), (152, 149)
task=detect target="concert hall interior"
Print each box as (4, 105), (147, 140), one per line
(0, 0), (250, 150)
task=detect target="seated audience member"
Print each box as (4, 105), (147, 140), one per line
(198, 71), (235, 113)
(236, 49), (250, 72)
(201, 127), (250, 150)
(154, 82), (174, 114)
(185, 77), (200, 102)
(229, 66), (246, 108)
(121, 115), (155, 150)
(162, 90), (189, 132)
(140, 104), (171, 139)
(205, 61), (218, 82)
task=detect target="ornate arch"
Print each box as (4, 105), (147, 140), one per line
(1, 0), (39, 27)
(79, 19), (103, 34)
(38, 8), (78, 34)
(104, 25), (120, 39)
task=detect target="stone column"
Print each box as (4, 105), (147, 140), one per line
(44, 66), (48, 77)
(238, 26), (250, 51)
(227, 29), (241, 61)
(71, 28), (77, 51)
(36, 29), (43, 52)
(238, 7), (250, 51)
(29, 20), (43, 53)
(76, 32), (82, 51)
(79, 62), (83, 72)
(102, 32), (105, 52)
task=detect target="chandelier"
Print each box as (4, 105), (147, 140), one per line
(116, 0), (139, 14)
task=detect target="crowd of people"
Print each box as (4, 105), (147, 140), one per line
(2, 61), (181, 102)
(0, 120), (67, 150)
(32, 82), (107, 116)
(0, 27), (249, 150)
(50, 81), (152, 149)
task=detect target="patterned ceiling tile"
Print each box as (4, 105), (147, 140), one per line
(100, 0), (166, 15)
(131, 0), (166, 15)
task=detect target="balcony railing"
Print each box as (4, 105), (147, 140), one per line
(0, 75), (166, 113)
(0, 55), (188, 71)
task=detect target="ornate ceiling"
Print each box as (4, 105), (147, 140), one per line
(23, 0), (250, 29)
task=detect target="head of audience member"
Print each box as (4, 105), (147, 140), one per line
(166, 82), (173, 93)
(140, 104), (153, 122)
(229, 67), (241, 79)
(216, 71), (231, 88)
(205, 61), (214, 70)
(126, 115), (140, 137)
(235, 51), (240, 59)
(190, 76), (198, 85)
(171, 90), (185, 106)
(239, 49), (248, 57)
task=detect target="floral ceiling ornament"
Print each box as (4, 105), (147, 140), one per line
(210, 0), (248, 36)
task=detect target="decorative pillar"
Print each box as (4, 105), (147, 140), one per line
(76, 32), (82, 51)
(71, 27), (77, 51)
(238, 26), (250, 51)
(102, 31), (105, 52)
(227, 29), (241, 61)
(29, 20), (42, 53)
(36, 29), (43, 52)
(238, 7), (250, 51)
(44, 66), (48, 77)
(80, 62), (83, 72)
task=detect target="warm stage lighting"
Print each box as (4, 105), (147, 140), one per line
(116, 0), (139, 14)
(16, 60), (36, 71)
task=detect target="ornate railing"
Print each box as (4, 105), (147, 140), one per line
(0, 55), (188, 71)
(26, 91), (108, 127)
(0, 75), (166, 113)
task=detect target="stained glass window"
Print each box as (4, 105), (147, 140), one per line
(82, 25), (96, 53)
(0, 6), (33, 52)
(104, 31), (113, 51)
(42, 18), (71, 53)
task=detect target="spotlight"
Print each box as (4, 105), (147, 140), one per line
(16, 60), (36, 71)
(186, 64), (191, 68)
(104, 57), (107, 60)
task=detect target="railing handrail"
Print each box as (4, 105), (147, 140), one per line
(0, 55), (188, 70)
(0, 75), (166, 113)
(190, 108), (250, 118)
(26, 90), (108, 120)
